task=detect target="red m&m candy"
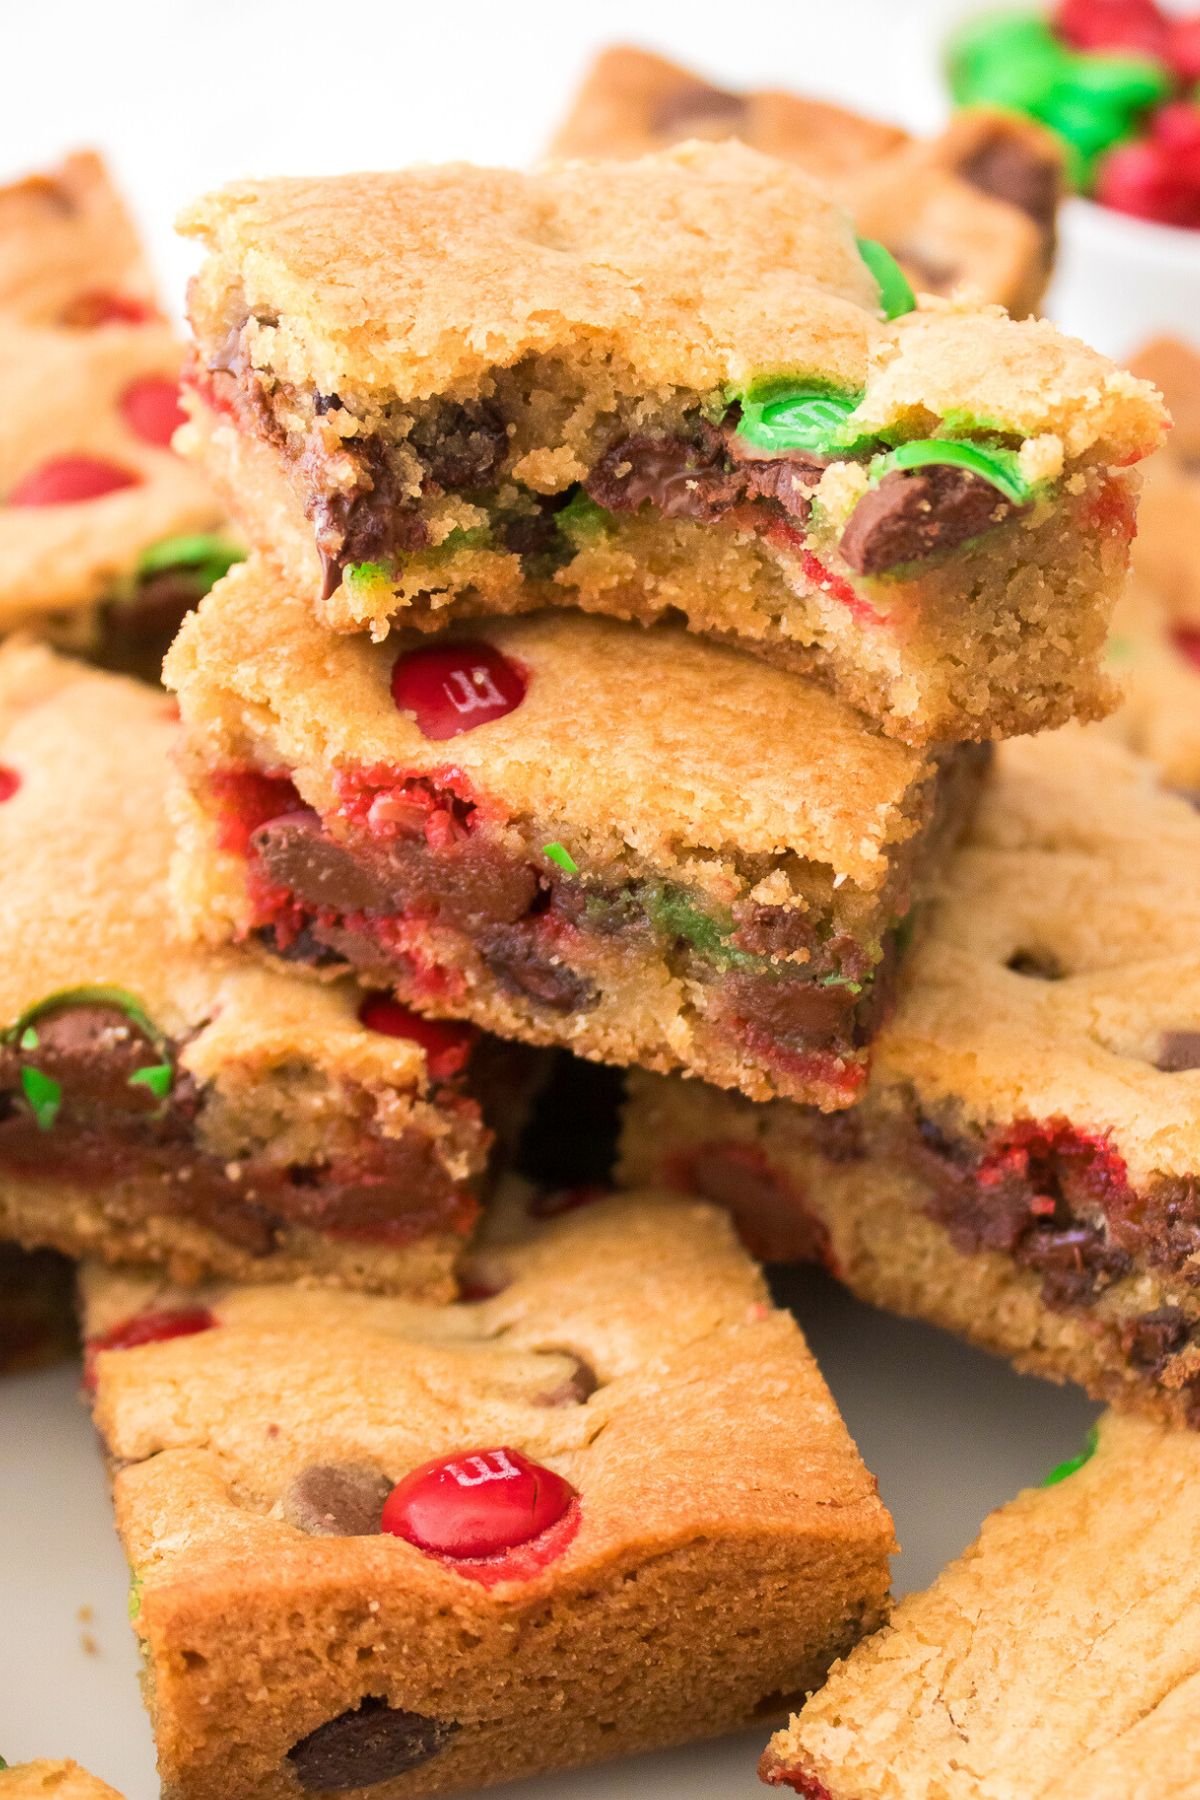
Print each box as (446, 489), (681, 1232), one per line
(381, 1446), (576, 1560)
(119, 375), (187, 449)
(391, 641), (526, 741)
(8, 455), (138, 506)
(0, 766), (20, 803)
(83, 1306), (216, 1391)
(1054, 0), (1168, 57)
(1173, 627), (1200, 670)
(60, 290), (157, 328)
(357, 992), (475, 1081)
(1096, 140), (1200, 225)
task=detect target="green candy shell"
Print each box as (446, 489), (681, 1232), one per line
(734, 386), (867, 456)
(1041, 1423), (1100, 1487)
(1062, 53), (1173, 112)
(856, 238), (917, 321)
(870, 438), (1031, 505)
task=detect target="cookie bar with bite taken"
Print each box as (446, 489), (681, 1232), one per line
(621, 727), (1200, 1428)
(82, 1189), (894, 1800)
(166, 559), (986, 1111)
(178, 141), (1163, 744)
(548, 45), (1063, 317)
(0, 1764), (124, 1800)
(761, 1409), (1200, 1800)
(0, 639), (518, 1298)
(0, 151), (238, 677)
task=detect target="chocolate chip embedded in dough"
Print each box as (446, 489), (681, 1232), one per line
(651, 81), (748, 136)
(279, 1463), (393, 1538)
(288, 1696), (458, 1791)
(1157, 1030), (1200, 1072)
(535, 1353), (599, 1407)
(840, 465), (1021, 576)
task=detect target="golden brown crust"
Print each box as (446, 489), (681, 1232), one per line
(762, 1409), (1200, 1800)
(547, 48), (1061, 316)
(84, 1190), (894, 1800)
(1127, 336), (1200, 629)
(0, 150), (156, 327)
(179, 144), (1156, 466)
(180, 143), (882, 401)
(0, 1765), (124, 1800)
(0, 641), (490, 1293)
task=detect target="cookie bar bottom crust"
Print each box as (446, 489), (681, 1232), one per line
(179, 746), (984, 1112)
(620, 1073), (1200, 1429)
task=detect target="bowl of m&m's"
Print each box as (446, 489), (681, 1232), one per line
(950, 0), (1200, 221)
(947, 0), (1200, 350)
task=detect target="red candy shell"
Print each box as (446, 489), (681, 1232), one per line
(381, 1446), (576, 1560)
(83, 1306), (216, 1391)
(8, 455), (138, 506)
(357, 992), (475, 1081)
(61, 290), (157, 328)
(119, 374), (187, 449)
(0, 766), (20, 803)
(391, 640), (526, 740)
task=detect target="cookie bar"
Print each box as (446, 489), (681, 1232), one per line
(1103, 575), (1200, 795)
(1127, 335), (1200, 628)
(178, 142), (1164, 744)
(82, 1189), (895, 1800)
(0, 639), (513, 1298)
(621, 727), (1200, 1427)
(761, 1408), (1200, 1799)
(0, 1765), (123, 1800)
(0, 152), (236, 676)
(0, 150), (158, 328)
(166, 558), (986, 1110)
(548, 45), (1062, 317)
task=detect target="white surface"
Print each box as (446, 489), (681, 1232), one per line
(2, 1275), (1097, 1793)
(0, 0), (1147, 1789)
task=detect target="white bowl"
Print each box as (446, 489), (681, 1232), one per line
(1046, 193), (1200, 358)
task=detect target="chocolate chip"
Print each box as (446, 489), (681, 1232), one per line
(0, 1003), (161, 1118)
(279, 1464), (392, 1537)
(725, 971), (859, 1049)
(586, 424), (743, 523)
(252, 923), (349, 970)
(478, 925), (599, 1014)
(958, 134), (1060, 235)
(650, 82), (747, 136)
(288, 1697), (458, 1791)
(1118, 1306), (1190, 1371)
(731, 902), (819, 959)
(840, 465), (1022, 576)
(408, 400), (508, 494)
(1157, 1030), (1200, 1072)
(535, 1354), (598, 1406)
(1006, 949), (1065, 980)
(252, 814), (399, 915)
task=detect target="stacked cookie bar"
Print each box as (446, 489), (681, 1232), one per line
(0, 122), (1176, 1799)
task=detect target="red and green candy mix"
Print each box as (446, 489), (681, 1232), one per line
(950, 1), (1200, 224)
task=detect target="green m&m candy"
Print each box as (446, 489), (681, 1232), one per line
(1041, 1423), (1100, 1487)
(857, 238), (917, 321)
(734, 386), (868, 456)
(869, 439), (1032, 504)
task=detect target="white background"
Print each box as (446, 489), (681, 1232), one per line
(0, 0), (1124, 1792)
